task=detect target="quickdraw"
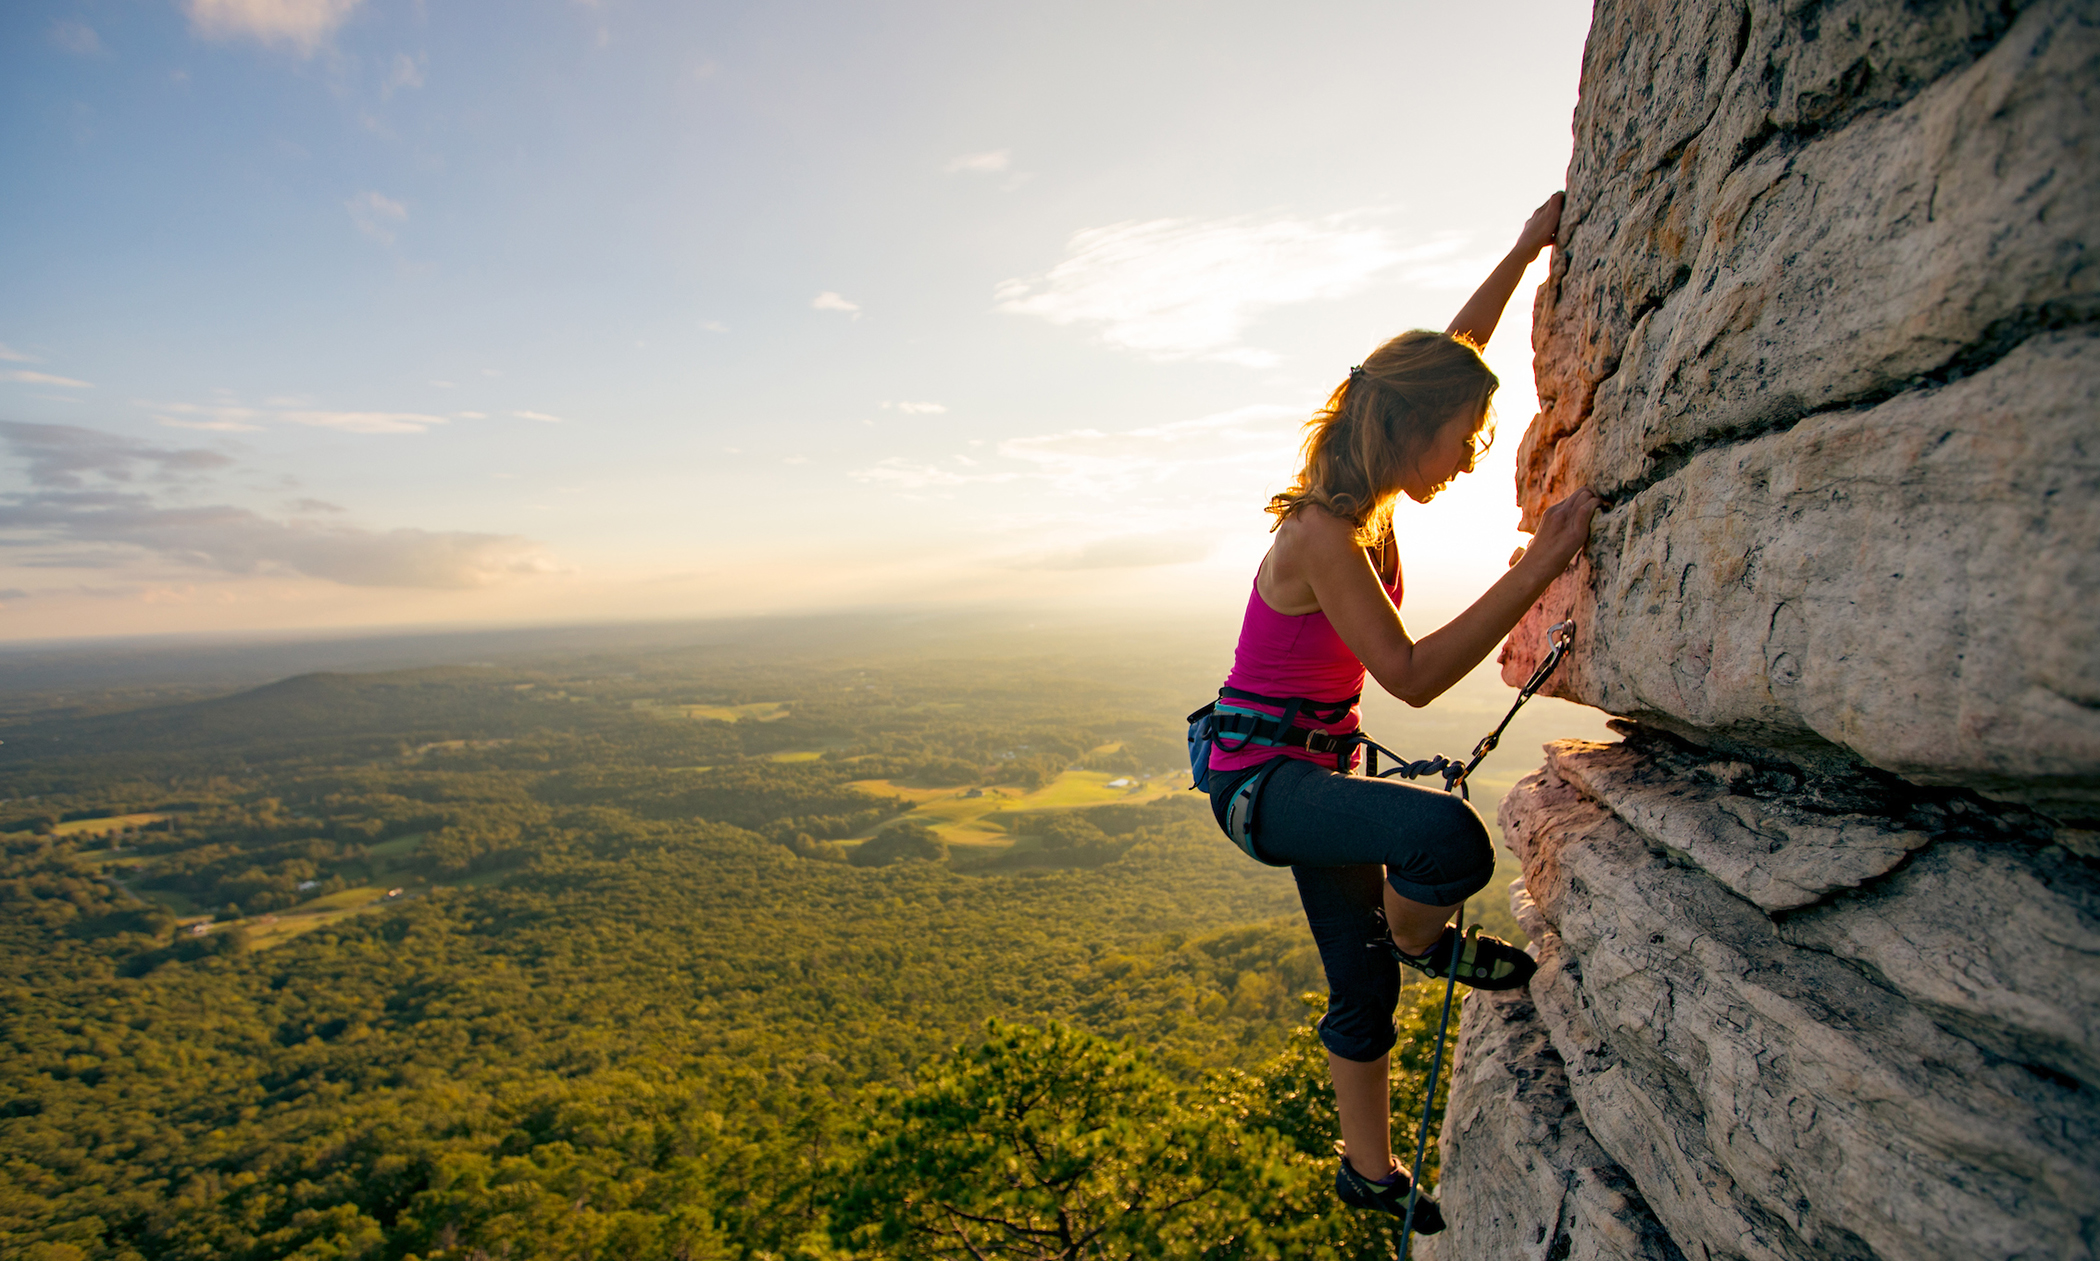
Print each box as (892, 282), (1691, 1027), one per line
(1371, 615), (1580, 798)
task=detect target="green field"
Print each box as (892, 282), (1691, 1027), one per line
(683, 700), (791, 722)
(240, 866), (517, 950)
(850, 767), (1174, 847)
(134, 886), (202, 916)
(49, 811), (168, 837)
(363, 831), (427, 862)
(240, 884), (410, 949)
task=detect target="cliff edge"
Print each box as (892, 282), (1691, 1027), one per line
(1427, 2), (2100, 1257)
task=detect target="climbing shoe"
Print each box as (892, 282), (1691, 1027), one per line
(1394, 923), (1536, 991)
(1333, 1147), (1445, 1234)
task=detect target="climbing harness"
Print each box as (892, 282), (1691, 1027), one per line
(1190, 618), (1579, 858)
(1188, 688), (1360, 864)
(1187, 688), (1361, 791)
(1190, 619), (1580, 1260)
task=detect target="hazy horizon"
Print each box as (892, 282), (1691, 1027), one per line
(4, 1), (1591, 645)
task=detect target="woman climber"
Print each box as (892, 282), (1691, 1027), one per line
(1196, 191), (1603, 1231)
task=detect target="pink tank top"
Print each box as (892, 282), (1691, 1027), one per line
(1209, 561), (1403, 775)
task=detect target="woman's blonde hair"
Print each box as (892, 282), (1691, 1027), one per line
(1267, 330), (1498, 544)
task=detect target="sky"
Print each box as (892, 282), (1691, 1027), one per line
(0, 0), (1595, 645)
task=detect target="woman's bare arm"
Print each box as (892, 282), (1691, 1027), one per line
(1282, 489), (1604, 706)
(1445, 192), (1563, 349)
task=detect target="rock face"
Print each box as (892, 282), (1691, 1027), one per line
(1488, 743), (2097, 1261)
(1429, 2), (2100, 1258)
(1499, 0), (2100, 833)
(1420, 884), (1687, 1261)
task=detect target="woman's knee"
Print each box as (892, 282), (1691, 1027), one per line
(1318, 969), (1402, 1062)
(1387, 794), (1496, 905)
(1441, 795), (1494, 874)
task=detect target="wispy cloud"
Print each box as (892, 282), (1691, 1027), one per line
(0, 497), (548, 587)
(159, 418), (262, 432)
(511, 410), (564, 424)
(50, 21), (103, 55)
(147, 398), (448, 434)
(184, 0), (365, 56)
(346, 190), (407, 244)
(849, 403), (1300, 504)
(844, 401), (1328, 581)
(997, 404), (1301, 497)
(811, 291), (860, 315)
(0, 422), (232, 488)
(282, 410), (447, 434)
(382, 51), (425, 97)
(1013, 530), (1215, 571)
(0, 345), (35, 363)
(849, 458), (1018, 491)
(995, 213), (1466, 363)
(146, 401), (266, 431)
(0, 421), (546, 588)
(880, 401), (947, 415)
(2, 370), (93, 389)
(945, 149), (1011, 173)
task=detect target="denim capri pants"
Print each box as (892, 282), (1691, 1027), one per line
(1210, 756), (1494, 1062)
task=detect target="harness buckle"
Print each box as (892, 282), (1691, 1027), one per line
(1303, 728), (1345, 755)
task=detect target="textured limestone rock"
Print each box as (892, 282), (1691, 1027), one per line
(1498, 758), (2100, 1261)
(1518, 0), (2099, 514)
(1437, 3), (2100, 1256)
(1419, 882), (1685, 1261)
(1498, 0), (2100, 831)
(1541, 737), (1935, 912)
(1423, 984), (1686, 1261)
(1778, 837), (2100, 1090)
(1503, 327), (2100, 828)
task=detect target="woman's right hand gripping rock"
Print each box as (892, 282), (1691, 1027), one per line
(1524, 488), (1607, 573)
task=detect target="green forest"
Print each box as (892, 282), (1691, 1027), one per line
(0, 620), (1562, 1260)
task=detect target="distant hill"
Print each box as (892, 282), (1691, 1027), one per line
(0, 666), (566, 763)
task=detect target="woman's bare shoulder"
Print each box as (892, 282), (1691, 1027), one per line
(1274, 504), (1358, 554)
(1264, 507), (1364, 612)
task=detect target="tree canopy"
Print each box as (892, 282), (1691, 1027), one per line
(0, 628), (1500, 1259)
